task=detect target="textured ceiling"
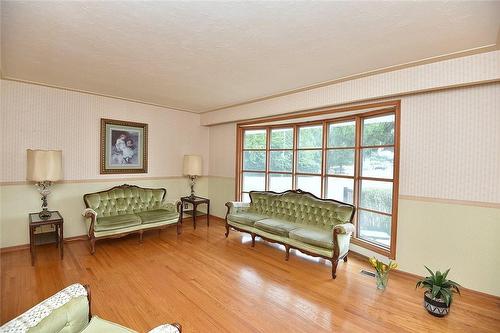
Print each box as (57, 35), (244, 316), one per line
(1, 1), (499, 113)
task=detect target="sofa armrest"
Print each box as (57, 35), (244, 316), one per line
(333, 223), (355, 235)
(161, 200), (180, 213)
(0, 283), (89, 333)
(82, 208), (97, 237)
(148, 323), (182, 333)
(225, 201), (250, 215)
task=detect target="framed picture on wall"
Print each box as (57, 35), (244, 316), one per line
(100, 118), (148, 174)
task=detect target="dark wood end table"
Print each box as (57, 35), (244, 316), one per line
(29, 211), (64, 265)
(180, 196), (210, 230)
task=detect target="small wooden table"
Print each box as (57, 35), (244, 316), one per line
(180, 196), (210, 230)
(29, 211), (64, 265)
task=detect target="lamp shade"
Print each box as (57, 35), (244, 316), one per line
(183, 155), (202, 176)
(26, 149), (63, 181)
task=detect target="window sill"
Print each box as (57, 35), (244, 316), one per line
(351, 237), (395, 259)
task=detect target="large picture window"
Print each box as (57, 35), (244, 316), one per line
(236, 102), (400, 258)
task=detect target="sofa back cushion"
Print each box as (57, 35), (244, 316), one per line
(249, 190), (354, 230)
(84, 185), (165, 217)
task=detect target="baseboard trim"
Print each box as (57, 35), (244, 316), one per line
(0, 235), (88, 254)
(0, 216), (225, 253)
(348, 249), (500, 301)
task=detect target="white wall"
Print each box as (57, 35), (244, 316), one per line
(0, 79), (210, 246)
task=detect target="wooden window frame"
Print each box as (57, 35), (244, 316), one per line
(235, 100), (400, 259)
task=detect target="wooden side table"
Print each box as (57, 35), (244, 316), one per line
(180, 196), (210, 230)
(29, 211), (64, 265)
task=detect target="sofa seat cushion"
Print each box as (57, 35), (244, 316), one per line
(137, 209), (179, 224)
(289, 227), (334, 250)
(227, 212), (267, 226)
(95, 214), (141, 232)
(81, 316), (137, 333)
(254, 218), (298, 237)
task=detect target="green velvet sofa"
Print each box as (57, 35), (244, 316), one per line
(83, 184), (181, 254)
(225, 190), (355, 278)
(0, 283), (181, 333)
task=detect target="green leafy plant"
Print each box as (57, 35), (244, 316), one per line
(416, 266), (461, 306)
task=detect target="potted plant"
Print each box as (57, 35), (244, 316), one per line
(368, 257), (397, 290)
(416, 266), (461, 317)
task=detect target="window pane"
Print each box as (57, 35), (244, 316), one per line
(362, 114), (395, 146)
(269, 174), (292, 192)
(243, 129), (266, 149)
(358, 210), (391, 248)
(243, 151), (266, 171)
(361, 147), (394, 178)
(326, 149), (354, 176)
(298, 125), (323, 148)
(242, 172), (265, 192)
(325, 177), (354, 204)
(270, 151), (293, 172)
(270, 128), (293, 149)
(242, 193), (251, 203)
(360, 180), (393, 214)
(296, 175), (321, 197)
(297, 150), (322, 174)
(328, 121), (355, 147)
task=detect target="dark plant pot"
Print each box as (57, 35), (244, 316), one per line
(423, 292), (450, 317)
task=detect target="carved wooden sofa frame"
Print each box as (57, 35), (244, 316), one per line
(83, 184), (182, 254)
(225, 189), (355, 279)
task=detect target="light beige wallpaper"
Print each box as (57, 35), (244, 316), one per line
(1, 79), (209, 182)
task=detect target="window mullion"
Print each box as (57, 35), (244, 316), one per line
(265, 128), (270, 191)
(292, 125), (297, 190)
(354, 116), (362, 237)
(321, 121), (327, 198)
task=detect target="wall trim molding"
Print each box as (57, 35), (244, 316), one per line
(399, 195), (500, 209)
(0, 175), (210, 186)
(0, 76), (199, 114)
(201, 44), (499, 114)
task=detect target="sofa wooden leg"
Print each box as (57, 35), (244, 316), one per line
(225, 223), (230, 238)
(251, 233), (256, 247)
(139, 230), (144, 243)
(331, 259), (339, 279)
(343, 255), (348, 262)
(90, 237), (96, 255)
(285, 245), (290, 261)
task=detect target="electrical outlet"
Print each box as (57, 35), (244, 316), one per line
(184, 203), (189, 209)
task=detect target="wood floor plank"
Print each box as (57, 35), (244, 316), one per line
(1, 218), (499, 332)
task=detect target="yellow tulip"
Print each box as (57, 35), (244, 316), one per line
(389, 261), (398, 270)
(382, 264), (388, 272)
(369, 257), (377, 267)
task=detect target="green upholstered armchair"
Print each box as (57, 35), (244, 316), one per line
(0, 284), (181, 333)
(225, 190), (355, 278)
(83, 184), (181, 254)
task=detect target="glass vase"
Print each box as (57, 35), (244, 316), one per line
(375, 271), (389, 290)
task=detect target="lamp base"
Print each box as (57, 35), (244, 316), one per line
(38, 208), (51, 220)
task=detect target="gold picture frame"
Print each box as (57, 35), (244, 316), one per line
(100, 118), (148, 174)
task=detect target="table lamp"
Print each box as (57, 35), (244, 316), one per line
(183, 155), (202, 198)
(27, 149), (63, 219)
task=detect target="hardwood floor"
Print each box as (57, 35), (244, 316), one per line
(2, 217), (499, 332)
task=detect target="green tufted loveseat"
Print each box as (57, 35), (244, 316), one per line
(225, 190), (355, 278)
(0, 283), (182, 333)
(83, 184), (181, 254)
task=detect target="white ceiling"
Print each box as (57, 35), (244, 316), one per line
(1, 1), (499, 113)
